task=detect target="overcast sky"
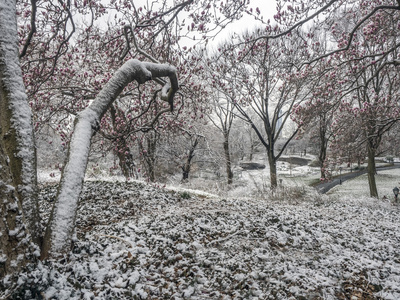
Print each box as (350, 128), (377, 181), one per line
(96, 0), (277, 50)
(224, 0), (277, 33)
(207, 0), (276, 47)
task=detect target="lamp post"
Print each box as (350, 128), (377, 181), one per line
(393, 187), (399, 203)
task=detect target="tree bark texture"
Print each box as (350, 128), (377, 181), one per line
(223, 137), (233, 184)
(110, 105), (137, 179)
(142, 133), (158, 182)
(181, 137), (199, 182)
(266, 139), (278, 189)
(0, 1), (38, 274)
(0, 0), (40, 246)
(268, 154), (278, 189)
(367, 143), (378, 198)
(41, 59), (178, 259)
(319, 119), (328, 180)
(0, 139), (34, 280)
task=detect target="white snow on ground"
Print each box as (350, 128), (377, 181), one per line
(6, 159), (399, 299)
(3, 177), (400, 299)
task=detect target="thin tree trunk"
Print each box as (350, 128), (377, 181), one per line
(319, 138), (327, 180)
(140, 133), (158, 182)
(181, 159), (191, 181)
(367, 143), (378, 198)
(118, 150), (137, 179)
(146, 136), (157, 182)
(181, 137), (199, 182)
(249, 143), (254, 161)
(110, 105), (137, 179)
(223, 137), (233, 184)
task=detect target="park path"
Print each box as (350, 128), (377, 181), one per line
(315, 163), (400, 194)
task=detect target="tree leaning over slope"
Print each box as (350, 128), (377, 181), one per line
(2, 0), (399, 284)
(1, 0), (180, 268)
(41, 59), (178, 258)
(1, 0), (255, 275)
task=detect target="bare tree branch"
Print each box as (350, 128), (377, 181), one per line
(304, 4), (400, 67)
(19, 0), (37, 58)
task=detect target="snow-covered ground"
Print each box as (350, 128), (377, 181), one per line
(3, 170), (400, 299)
(3, 158), (400, 299)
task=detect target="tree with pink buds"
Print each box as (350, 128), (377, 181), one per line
(210, 30), (313, 188)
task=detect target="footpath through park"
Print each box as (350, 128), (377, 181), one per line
(315, 162), (400, 194)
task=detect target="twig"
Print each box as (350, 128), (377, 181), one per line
(95, 234), (133, 248)
(207, 230), (243, 246)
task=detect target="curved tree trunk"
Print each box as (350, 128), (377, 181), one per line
(41, 59), (179, 259)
